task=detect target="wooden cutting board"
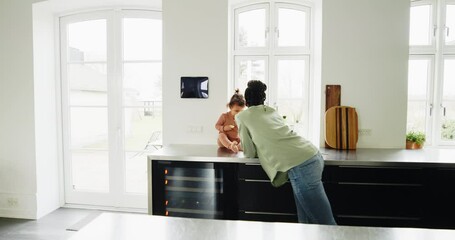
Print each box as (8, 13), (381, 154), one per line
(325, 106), (358, 150)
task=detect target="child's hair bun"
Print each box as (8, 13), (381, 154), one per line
(234, 88), (240, 94)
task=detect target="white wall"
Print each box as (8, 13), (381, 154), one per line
(0, 0), (40, 219)
(32, 1), (60, 218)
(0, 0), (163, 219)
(163, 0), (228, 145)
(321, 0), (410, 148)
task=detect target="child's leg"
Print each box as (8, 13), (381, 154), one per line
(218, 133), (232, 149)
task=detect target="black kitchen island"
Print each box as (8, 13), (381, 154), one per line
(148, 145), (455, 229)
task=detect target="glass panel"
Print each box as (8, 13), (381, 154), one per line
(442, 102), (455, 141)
(409, 5), (431, 46)
(407, 59), (430, 134)
(68, 19), (106, 61)
(407, 101), (427, 133)
(68, 63), (107, 106)
(446, 5), (455, 45)
(277, 60), (306, 124)
(125, 152), (148, 194)
(123, 63), (162, 106)
(237, 59), (265, 93)
(123, 18), (162, 61)
(70, 107), (108, 149)
(443, 59), (455, 99)
(238, 9), (266, 48)
(124, 108), (162, 151)
(408, 59), (430, 99)
(442, 59), (455, 141)
(71, 150), (109, 192)
(278, 8), (306, 47)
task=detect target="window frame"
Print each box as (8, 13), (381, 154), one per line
(234, 3), (270, 54)
(409, 0), (437, 54)
(408, 54), (435, 146)
(273, 2), (311, 54)
(232, 1), (313, 138)
(408, 0), (455, 147)
(443, 0), (455, 52)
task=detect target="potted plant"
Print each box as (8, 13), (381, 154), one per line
(406, 131), (426, 149)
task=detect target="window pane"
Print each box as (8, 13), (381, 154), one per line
(68, 19), (106, 61)
(237, 59), (265, 93)
(442, 102), (455, 141)
(238, 9), (266, 48)
(446, 5), (455, 45)
(68, 63), (107, 106)
(443, 59), (455, 98)
(71, 150), (109, 192)
(277, 60), (306, 124)
(124, 108), (162, 151)
(407, 59), (430, 134)
(123, 63), (162, 106)
(123, 18), (162, 61)
(407, 101), (427, 133)
(441, 59), (455, 142)
(408, 59), (430, 99)
(410, 5), (431, 46)
(278, 8), (306, 47)
(70, 107), (108, 149)
(125, 153), (148, 194)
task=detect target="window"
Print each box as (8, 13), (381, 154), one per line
(408, 0), (455, 146)
(233, 1), (312, 135)
(60, 10), (162, 208)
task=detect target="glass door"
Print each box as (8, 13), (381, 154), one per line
(60, 10), (162, 209)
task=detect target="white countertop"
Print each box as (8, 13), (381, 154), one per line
(70, 212), (455, 240)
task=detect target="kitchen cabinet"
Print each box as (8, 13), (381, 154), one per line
(427, 168), (455, 229)
(237, 163), (297, 222)
(149, 145), (455, 229)
(322, 165), (427, 227)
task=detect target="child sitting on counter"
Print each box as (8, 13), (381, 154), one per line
(215, 89), (245, 152)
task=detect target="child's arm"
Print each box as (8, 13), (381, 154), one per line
(215, 114), (226, 132)
(218, 133), (239, 152)
(215, 114), (234, 132)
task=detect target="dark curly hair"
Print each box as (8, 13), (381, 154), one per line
(227, 89), (246, 108)
(244, 80), (267, 107)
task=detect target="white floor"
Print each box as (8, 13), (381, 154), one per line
(0, 208), (100, 240)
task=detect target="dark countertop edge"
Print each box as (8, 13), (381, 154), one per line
(148, 145), (455, 167)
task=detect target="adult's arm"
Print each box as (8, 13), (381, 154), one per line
(236, 117), (256, 158)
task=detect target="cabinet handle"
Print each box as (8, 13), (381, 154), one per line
(243, 211), (296, 216)
(336, 214), (421, 221)
(338, 165), (422, 170)
(244, 163), (261, 166)
(337, 182), (423, 187)
(244, 179), (270, 183)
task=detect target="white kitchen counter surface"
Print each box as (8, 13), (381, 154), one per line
(70, 212), (455, 240)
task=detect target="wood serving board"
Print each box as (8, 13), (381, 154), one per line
(325, 85), (341, 147)
(325, 106), (358, 150)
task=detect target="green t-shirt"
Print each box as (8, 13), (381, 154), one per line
(235, 105), (318, 187)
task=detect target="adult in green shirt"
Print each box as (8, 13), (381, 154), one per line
(235, 80), (336, 225)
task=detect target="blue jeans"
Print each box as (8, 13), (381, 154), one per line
(288, 152), (337, 225)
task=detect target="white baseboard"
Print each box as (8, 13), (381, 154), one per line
(0, 192), (37, 219)
(63, 204), (147, 214)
